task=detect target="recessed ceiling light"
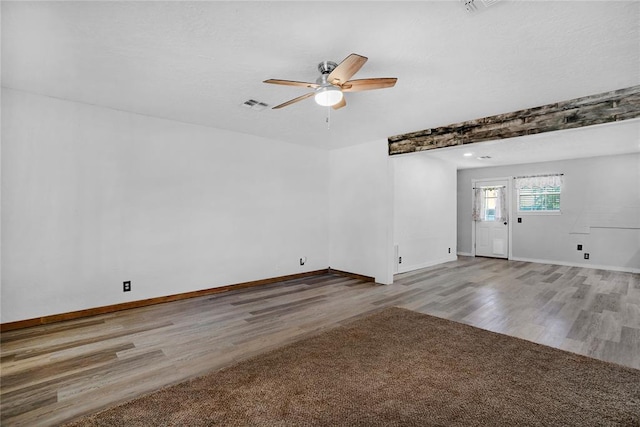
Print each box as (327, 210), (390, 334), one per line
(463, 153), (473, 157)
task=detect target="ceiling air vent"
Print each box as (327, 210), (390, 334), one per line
(461, 0), (500, 13)
(242, 99), (269, 111)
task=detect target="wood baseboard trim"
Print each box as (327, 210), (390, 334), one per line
(0, 269), (329, 332)
(328, 268), (375, 283)
(509, 257), (640, 274)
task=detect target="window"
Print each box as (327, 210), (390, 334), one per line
(483, 188), (498, 221)
(515, 174), (562, 214)
(518, 186), (561, 212)
(472, 186), (507, 222)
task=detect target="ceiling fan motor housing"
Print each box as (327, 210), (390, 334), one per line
(318, 61), (338, 75)
(316, 61), (339, 88)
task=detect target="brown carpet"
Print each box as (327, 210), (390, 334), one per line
(66, 307), (640, 426)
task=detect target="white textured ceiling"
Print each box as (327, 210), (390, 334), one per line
(2, 1), (639, 163)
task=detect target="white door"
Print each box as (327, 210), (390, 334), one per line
(474, 180), (509, 259)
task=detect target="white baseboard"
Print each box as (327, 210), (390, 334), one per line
(509, 257), (640, 274)
(457, 252), (473, 257)
(397, 255), (458, 274)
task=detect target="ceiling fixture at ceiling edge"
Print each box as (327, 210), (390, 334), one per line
(264, 53), (397, 110)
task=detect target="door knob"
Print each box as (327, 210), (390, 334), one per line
(504, 222), (508, 225)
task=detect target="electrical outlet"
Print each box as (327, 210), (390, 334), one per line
(584, 253), (590, 260)
(448, 248), (451, 253)
(123, 281), (131, 292)
(299, 257), (306, 266)
(577, 244), (582, 251)
(517, 218), (522, 223)
(399, 256), (402, 264)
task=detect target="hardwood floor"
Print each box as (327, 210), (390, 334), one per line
(1, 257), (639, 426)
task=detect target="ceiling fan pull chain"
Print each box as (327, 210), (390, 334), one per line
(326, 105), (331, 130)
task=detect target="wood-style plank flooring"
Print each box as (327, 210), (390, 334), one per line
(1, 257), (639, 426)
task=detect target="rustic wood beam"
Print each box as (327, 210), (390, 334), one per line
(388, 85), (640, 156)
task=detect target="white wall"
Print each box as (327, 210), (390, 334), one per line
(1, 89), (329, 323)
(328, 139), (394, 284)
(328, 143), (459, 281)
(1, 88), (475, 324)
(457, 153), (640, 272)
(393, 154), (457, 273)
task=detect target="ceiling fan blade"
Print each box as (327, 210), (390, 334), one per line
(272, 92), (315, 109)
(264, 79), (319, 89)
(332, 97), (346, 110)
(327, 53), (368, 85)
(341, 78), (397, 92)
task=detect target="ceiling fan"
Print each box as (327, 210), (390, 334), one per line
(264, 53), (397, 110)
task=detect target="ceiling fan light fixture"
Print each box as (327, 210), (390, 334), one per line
(314, 85), (343, 107)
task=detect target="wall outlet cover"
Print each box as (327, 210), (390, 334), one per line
(584, 253), (590, 260)
(123, 281), (131, 292)
(577, 244), (582, 251)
